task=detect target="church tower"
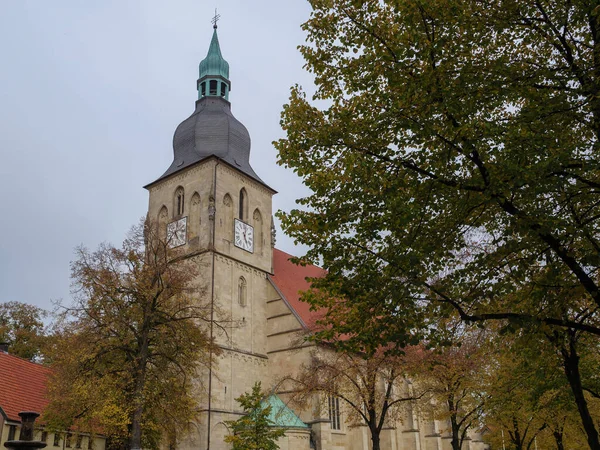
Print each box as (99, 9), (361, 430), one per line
(144, 21), (276, 450)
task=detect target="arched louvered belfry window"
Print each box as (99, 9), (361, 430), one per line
(238, 277), (247, 307)
(239, 188), (247, 221)
(174, 187), (185, 217)
(209, 80), (218, 95)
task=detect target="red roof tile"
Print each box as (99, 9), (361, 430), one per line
(0, 352), (51, 422)
(270, 248), (327, 328)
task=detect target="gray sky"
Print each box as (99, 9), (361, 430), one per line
(0, 1), (314, 311)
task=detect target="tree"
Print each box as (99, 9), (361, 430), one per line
(0, 301), (48, 361)
(404, 339), (487, 450)
(484, 350), (553, 450)
(287, 346), (425, 450)
(481, 329), (593, 450)
(44, 221), (217, 450)
(224, 382), (286, 450)
(276, 1), (600, 447)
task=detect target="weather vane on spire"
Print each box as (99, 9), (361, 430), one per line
(211, 8), (220, 29)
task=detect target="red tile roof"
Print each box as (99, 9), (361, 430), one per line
(270, 248), (327, 328)
(0, 352), (51, 422)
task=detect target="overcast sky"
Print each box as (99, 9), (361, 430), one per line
(0, 1), (315, 311)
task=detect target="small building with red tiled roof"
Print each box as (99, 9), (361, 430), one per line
(0, 350), (105, 450)
(0, 350), (51, 424)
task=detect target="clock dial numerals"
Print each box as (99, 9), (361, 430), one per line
(167, 217), (187, 248)
(234, 219), (254, 253)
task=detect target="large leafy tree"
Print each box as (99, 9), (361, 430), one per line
(44, 221), (217, 450)
(0, 301), (48, 361)
(276, 0), (600, 448)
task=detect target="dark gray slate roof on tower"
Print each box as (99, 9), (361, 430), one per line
(153, 96), (264, 185)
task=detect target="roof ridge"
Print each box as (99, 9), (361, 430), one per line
(273, 248), (324, 270)
(0, 351), (51, 371)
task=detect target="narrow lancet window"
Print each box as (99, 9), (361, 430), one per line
(238, 277), (247, 306)
(239, 188), (247, 221)
(329, 396), (341, 430)
(174, 187), (185, 216)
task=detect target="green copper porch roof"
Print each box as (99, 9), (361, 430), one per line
(263, 394), (308, 428)
(199, 27), (229, 79)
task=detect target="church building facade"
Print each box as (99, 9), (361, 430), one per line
(144, 24), (489, 450)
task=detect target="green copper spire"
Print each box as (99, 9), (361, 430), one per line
(197, 20), (231, 100)
(199, 27), (229, 79)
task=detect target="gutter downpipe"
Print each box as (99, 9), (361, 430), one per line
(206, 161), (219, 450)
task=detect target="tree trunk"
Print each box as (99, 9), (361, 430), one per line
(368, 376), (382, 450)
(129, 333), (150, 450)
(130, 388), (145, 450)
(368, 410), (381, 450)
(370, 428), (381, 450)
(447, 396), (461, 450)
(508, 417), (524, 450)
(562, 335), (600, 450)
(450, 418), (461, 450)
(553, 430), (565, 450)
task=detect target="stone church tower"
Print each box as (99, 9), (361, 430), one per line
(144, 23), (276, 450)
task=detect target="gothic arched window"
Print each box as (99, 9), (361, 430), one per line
(239, 188), (247, 221)
(174, 187), (185, 217)
(238, 277), (247, 307)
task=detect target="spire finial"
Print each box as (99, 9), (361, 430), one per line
(211, 9), (220, 29)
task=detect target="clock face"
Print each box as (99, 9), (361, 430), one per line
(167, 217), (187, 248)
(234, 219), (254, 253)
